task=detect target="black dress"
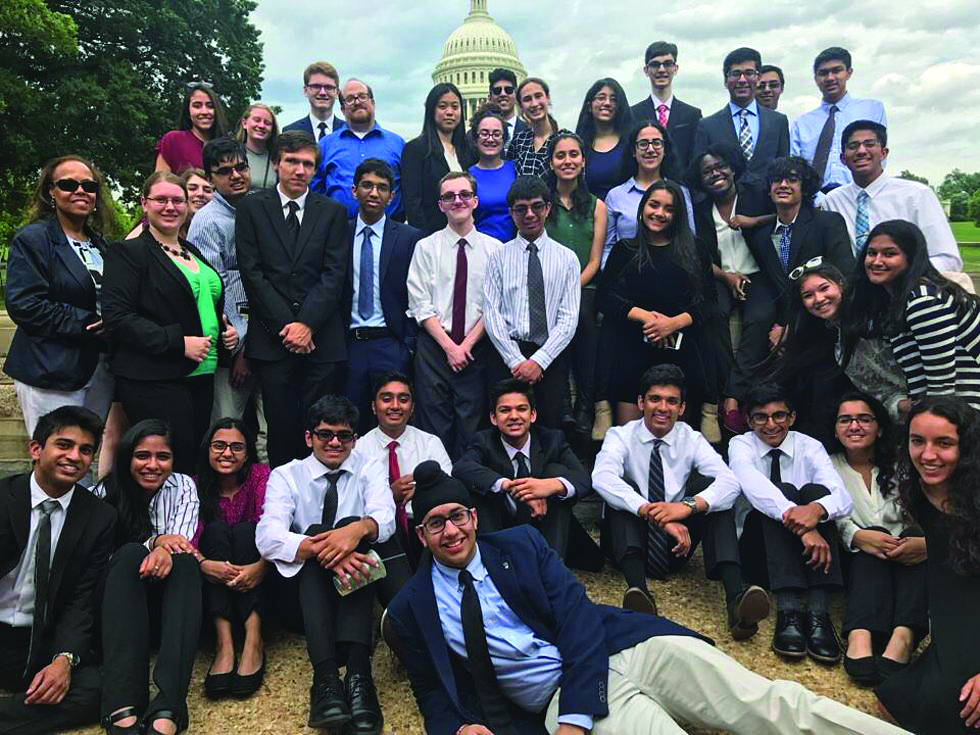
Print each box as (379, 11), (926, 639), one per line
(597, 238), (713, 415)
(876, 494), (980, 734)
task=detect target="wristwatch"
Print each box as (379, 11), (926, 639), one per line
(680, 497), (700, 515)
(54, 651), (80, 668)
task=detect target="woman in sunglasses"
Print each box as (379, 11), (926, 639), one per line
(3, 155), (116, 434)
(155, 82), (229, 175)
(191, 418), (270, 699)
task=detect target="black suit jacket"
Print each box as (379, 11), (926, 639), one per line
(0, 474), (116, 676)
(744, 205), (854, 314)
(282, 114), (345, 139)
(452, 427), (592, 500)
(630, 95), (702, 170)
(401, 136), (477, 237)
(3, 217), (106, 390)
(342, 217), (421, 350)
(694, 103), (789, 189)
(235, 188), (350, 363)
(103, 229), (226, 381)
(691, 185), (772, 268)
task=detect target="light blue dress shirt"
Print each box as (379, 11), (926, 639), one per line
(351, 214), (386, 328)
(431, 548), (593, 730)
(790, 93), (887, 188)
(728, 100), (760, 150)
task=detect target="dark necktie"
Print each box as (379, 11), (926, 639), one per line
(358, 226), (374, 320)
(27, 499), (59, 674)
(738, 109), (754, 161)
(285, 200), (301, 244)
(387, 440), (410, 542)
(768, 448), (782, 485)
(317, 121), (328, 140)
(321, 471), (341, 527)
(514, 451), (530, 479)
(646, 439), (671, 579)
(526, 241), (548, 346)
(458, 569), (513, 733)
(811, 104), (839, 184)
(777, 223), (793, 272)
(451, 239), (468, 344)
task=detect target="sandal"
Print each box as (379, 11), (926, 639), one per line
(101, 706), (141, 735)
(144, 709), (181, 735)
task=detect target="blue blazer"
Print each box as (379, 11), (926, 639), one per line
(694, 104), (790, 190)
(282, 114), (345, 139)
(387, 526), (707, 735)
(342, 217), (421, 352)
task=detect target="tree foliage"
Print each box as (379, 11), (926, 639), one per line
(937, 169), (980, 202)
(897, 169), (929, 187)
(970, 190), (980, 227)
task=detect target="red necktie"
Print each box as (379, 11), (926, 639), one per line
(451, 239), (468, 344)
(657, 104), (669, 127)
(387, 440), (410, 541)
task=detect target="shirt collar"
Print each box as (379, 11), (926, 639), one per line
(304, 451), (353, 480)
(356, 214), (385, 238)
(822, 92), (850, 111)
(441, 224), (476, 245)
(627, 177), (646, 194)
(433, 545), (487, 587)
(277, 184), (309, 210)
(30, 472), (73, 512)
(635, 418), (675, 447)
(650, 93), (673, 110)
(729, 99), (759, 118)
(775, 212), (799, 229)
(861, 172), (890, 198)
(516, 230), (551, 249)
(210, 190), (235, 213)
(750, 430), (795, 460)
(500, 433), (531, 460)
(310, 112), (335, 132)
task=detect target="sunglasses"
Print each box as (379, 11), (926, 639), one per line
(310, 429), (356, 444)
(54, 178), (99, 194)
(186, 80), (214, 91)
(788, 256), (824, 281)
(213, 162), (250, 177)
(491, 85), (515, 95)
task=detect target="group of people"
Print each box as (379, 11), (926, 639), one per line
(1, 34), (978, 735)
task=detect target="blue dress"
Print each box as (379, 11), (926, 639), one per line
(470, 162), (517, 243)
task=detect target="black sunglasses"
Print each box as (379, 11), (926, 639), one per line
(491, 85), (515, 95)
(53, 178), (99, 194)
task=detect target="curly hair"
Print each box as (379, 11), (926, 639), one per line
(828, 391), (897, 497)
(897, 396), (980, 575)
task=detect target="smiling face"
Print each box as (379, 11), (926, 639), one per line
(699, 154), (734, 198)
(475, 116), (505, 160)
(49, 159), (97, 222)
(756, 71), (783, 109)
(641, 188), (675, 238)
(209, 427), (248, 475)
(341, 80), (375, 129)
(725, 60), (758, 106)
(185, 174), (214, 213)
(815, 59), (851, 104)
(835, 399), (880, 453)
(550, 137), (585, 182)
(645, 54), (678, 92)
(908, 411), (959, 493)
(590, 85), (618, 124)
(306, 421), (356, 469)
(799, 273), (842, 321)
(638, 383), (684, 437)
(130, 434), (174, 494)
(769, 173), (802, 209)
(438, 176), (478, 228)
(434, 91), (461, 135)
(510, 196), (549, 240)
(353, 171), (393, 222)
(865, 234), (909, 287)
(304, 72), (338, 114)
(188, 90), (215, 135)
(417, 502), (478, 568)
(518, 82), (549, 123)
(30, 426), (97, 494)
(633, 125), (664, 176)
(242, 106), (274, 146)
(373, 380), (413, 435)
(142, 180), (188, 237)
(210, 155), (251, 200)
(749, 400), (796, 448)
(489, 80), (516, 117)
(491, 392), (535, 445)
(842, 129), (887, 183)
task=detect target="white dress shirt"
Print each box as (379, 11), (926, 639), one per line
(592, 419), (741, 516)
(483, 231), (581, 371)
(350, 214), (386, 328)
(277, 184), (309, 225)
(830, 454), (906, 551)
(648, 94), (673, 123)
(0, 475), (73, 627)
(821, 173), (962, 271)
(310, 113), (337, 138)
(91, 472), (199, 549)
(714, 198), (759, 274)
(256, 452), (395, 577)
(406, 224), (502, 335)
(489, 434), (575, 500)
(728, 431), (853, 522)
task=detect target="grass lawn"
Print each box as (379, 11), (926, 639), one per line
(952, 220), (980, 243)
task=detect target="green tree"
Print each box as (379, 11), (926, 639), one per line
(898, 169), (929, 187)
(970, 190), (980, 227)
(949, 191), (970, 222)
(937, 169), (980, 202)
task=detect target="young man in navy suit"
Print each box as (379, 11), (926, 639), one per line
(342, 158), (422, 433)
(282, 62), (346, 141)
(386, 462), (909, 735)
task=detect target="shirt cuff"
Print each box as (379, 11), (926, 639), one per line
(492, 478), (508, 494)
(557, 478), (575, 499)
(557, 714), (594, 730)
(529, 347), (553, 371)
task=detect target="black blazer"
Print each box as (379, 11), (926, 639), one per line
(694, 104), (789, 190)
(282, 114), (345, 139)
(236, 187), (350, 363)
(103, 229), (226, 381)
(0, 474), (116, 676)
(744, 205), (854, 313)
(452, 427), (592, 500)
(401, 136), (477, 236)
(3, 217), (106, 390)
(342, 217), (421, 350)
(630, 95), (702, 170)
(691, 185), (772, 268)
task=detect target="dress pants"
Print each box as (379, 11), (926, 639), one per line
(344, 334), (412, 435)
(470, 491), (573, 559)
(198, 521), (265, 622)
(413, 331), (489, 460)
(723, 271), (779, 401)
(569, 288), (599, 412)
(115, 374), (214, 475)
(252, 354), (340, 468)
(760, 483), (844, 591)
(14, 357), (114, 435)
(487, 341), (569, 430)
(841, 528), (928, 641)
(545, 634), (911, 734)
(0, 624), (100, 735)
(100, 543), (202, 729)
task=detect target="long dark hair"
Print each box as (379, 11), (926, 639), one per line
(619, 119), (681, 183)
(515, 77), (559, 133)
(625, 179), (704, 304)
(195, 417), (258, 524)
(574, 78), (633, 149)
(176, 83), (229, 139)
(418, 83), (468, 161)
(99, 419), (173, 543)
(27, 155), (113, 233)
(829, 391), (897, 497)
(898, 396), (980, 575)
(841, 220), (978, 361)
(545, 131), (592, 224)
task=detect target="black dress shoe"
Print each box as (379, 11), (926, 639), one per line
(876, 655), (910, 679)
(231, 653), (265, 698)
(573, 401), (595, 436)
(805, 610), (841, 663)
(346, 673), (383, 735)
(772, 610), (807, 659)
(622, 587), (658, 616)
(728, 585), (770, 641)
(204, 658), (235, 699)
(843, 655), (881, 685)
(101, 706), (142, 735)
(308, 672), (351, 729)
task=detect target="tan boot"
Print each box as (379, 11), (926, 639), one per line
(701, 402), (721, 443)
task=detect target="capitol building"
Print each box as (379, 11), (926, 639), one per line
(432, 0), (527, 120)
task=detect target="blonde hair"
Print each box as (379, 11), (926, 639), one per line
(236, 102), (280, 155)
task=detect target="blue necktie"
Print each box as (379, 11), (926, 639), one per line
(778, 223), (793, 272)
(738, 109), (754, 161)
(855, 190), (870, 254)
(358, 226), (374, 321)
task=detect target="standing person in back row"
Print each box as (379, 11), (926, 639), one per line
(282, 62), (346, 140)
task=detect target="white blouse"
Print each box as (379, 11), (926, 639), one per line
(831, 454), (906, 551)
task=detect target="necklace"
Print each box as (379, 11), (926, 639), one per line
(159, 241), (190, 260)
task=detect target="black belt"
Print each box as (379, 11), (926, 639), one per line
(350, 326), (395, 341)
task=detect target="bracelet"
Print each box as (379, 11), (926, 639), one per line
(148, 535), (158, 550)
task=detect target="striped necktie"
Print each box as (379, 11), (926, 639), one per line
(738, 109), (754, 161)
(855, 190), (871, 254)
(646, 439), (671, 579)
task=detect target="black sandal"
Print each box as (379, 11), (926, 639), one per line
(144, 709), (181, 735)
(101, 706), (141, 735)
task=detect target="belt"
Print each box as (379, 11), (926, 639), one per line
(350, 327), (395, 341)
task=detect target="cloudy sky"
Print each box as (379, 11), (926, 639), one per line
(252, 0), (979, 186)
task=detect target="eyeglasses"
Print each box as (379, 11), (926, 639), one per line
(510, 201), (548, 216)
(438, 190), (475, 203)
(306, 83), (337, 93)
(343, 93), (371, 105)
(788, 256), (824, 281)
(54, 178), (99, 194)
(491, 85), (515, 95)
(836, 414), (876, 427)
(816, 65), (848, 78)
(477, 129), (504, 140)
(210, 440), (247, 454)
(310, 429), (356, 444)
(845, 139), (881, 151)
(593, 94), (617, 104)
(757, 80), (783, 90)
(646, 60), (676, 71)
(145, 196), (187, 207)
(213, 162), (249, 177)
(635, 138), (665, 151)
(726, 69), (759, 80)
(418, 507), (473, 534)
(749, 410), (791, 425)
(700, 162), (732, 177)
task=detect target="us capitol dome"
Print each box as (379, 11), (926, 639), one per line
(432, 0), (527, 120)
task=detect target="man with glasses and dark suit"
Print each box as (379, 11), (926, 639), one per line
(282, 62), (346, 141)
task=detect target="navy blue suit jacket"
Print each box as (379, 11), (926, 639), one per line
(282, 114), (345, 139)
(387, 526), (706, 734)
(694, 103), (789, 191)
(630, 95), (702, 170)
(342, 217), (421, 352)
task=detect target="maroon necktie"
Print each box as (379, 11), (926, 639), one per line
(451, 239), (468, 344)
(387, 440), (410, 541)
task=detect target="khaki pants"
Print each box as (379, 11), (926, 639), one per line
(544, 635), (911, 735)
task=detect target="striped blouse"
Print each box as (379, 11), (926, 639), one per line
(889, 282), (980, 409)
(92, 472), (200, 549)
